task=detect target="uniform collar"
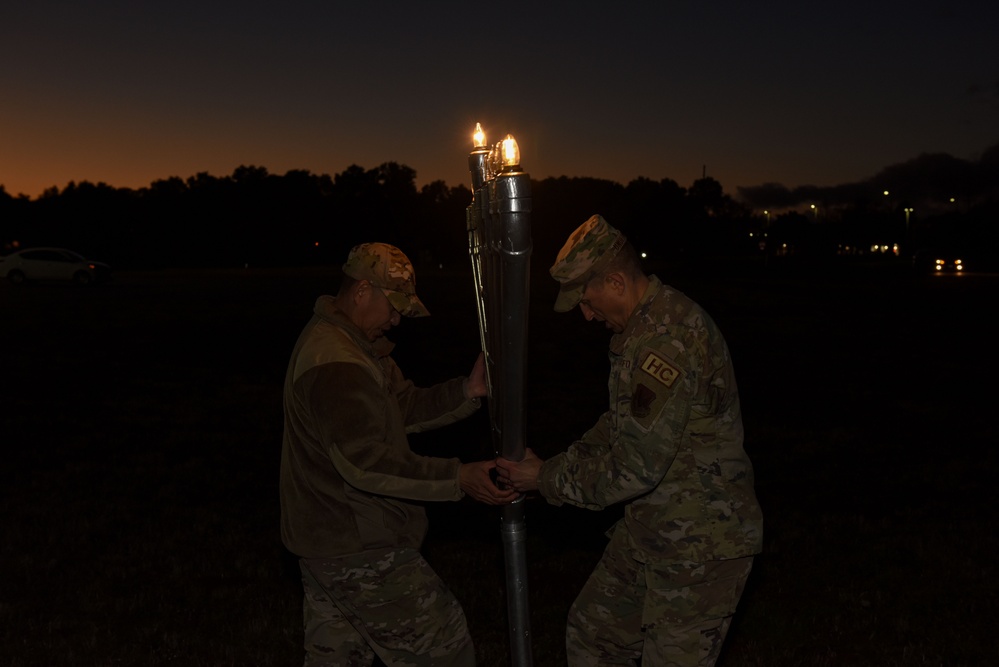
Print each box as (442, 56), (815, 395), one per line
(609, 275), (663, 355)
(313, 295), (395, 357)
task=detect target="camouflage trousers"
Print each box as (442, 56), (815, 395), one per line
(299, 547), (475, 667)
(566, 528), (753, 666)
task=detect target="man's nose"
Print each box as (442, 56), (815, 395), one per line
(390, 310), (402, 326)
(580, 303), (595, 321)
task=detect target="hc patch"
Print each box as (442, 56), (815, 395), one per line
(640, 350), (681, 387)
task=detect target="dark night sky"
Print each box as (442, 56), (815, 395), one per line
(1, 1), (996, 200)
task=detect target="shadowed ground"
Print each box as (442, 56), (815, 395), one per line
(1, 258), (996, 666)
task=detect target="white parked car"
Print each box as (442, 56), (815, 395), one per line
(0, 247), (112, 285)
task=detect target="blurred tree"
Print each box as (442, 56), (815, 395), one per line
(619, 177), (687, 260)
(1, 146), (991, 270)
(531, 176), (628, 273)
(404, 180), (472, 270)
(687, 176), (725, 218)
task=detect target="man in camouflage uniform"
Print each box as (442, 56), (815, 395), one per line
(280, 242), (517, 666)
(496, 216), (763, 666)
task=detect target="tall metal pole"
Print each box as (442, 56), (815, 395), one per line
(466, 126), (533, 667)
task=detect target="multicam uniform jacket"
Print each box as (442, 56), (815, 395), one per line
(537, 276), (763, 562)
(280, 296), (480, 559)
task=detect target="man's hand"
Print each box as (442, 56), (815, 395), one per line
(464, 351), (488, 400)
(460, 460), (519, 504)
(494, 448), (543, 493)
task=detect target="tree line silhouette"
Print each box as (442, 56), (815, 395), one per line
(1, 154), (996, 272)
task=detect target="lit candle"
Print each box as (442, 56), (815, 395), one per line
(501, 134), (520, 170)
(468, 122), (491, 191)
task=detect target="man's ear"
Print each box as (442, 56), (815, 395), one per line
(353, 279), (371, 304)
(605, 272), (627, 294)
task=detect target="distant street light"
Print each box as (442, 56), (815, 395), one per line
(810, 204), (817, 219)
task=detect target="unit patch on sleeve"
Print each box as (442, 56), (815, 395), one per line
(629, 378), (669, 431)
(631, 383), (657, 419)
(640, 349), (682, 388)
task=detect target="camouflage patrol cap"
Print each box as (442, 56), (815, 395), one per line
(549, 214), (627, 312)
(342, 242), (430, 317)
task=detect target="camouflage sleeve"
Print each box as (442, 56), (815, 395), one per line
(557, 410), (614, 462)
(537, 340), (694, 510)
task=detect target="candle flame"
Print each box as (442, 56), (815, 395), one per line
(473, 123), (486, 148)
(501, 134), (520, 168)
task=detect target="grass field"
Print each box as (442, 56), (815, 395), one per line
(1, 258), (997, 666)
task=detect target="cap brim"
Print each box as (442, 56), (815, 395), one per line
(384, 289), (430, 317)
(553, 283), (584, 313)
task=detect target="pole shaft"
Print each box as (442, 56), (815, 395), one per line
(466, 155), (533, 666)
